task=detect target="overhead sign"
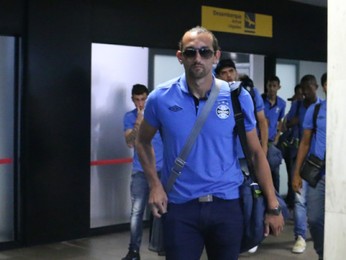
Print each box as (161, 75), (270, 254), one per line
(202, 5), (273, 38)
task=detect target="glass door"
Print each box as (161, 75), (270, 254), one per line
(0, 35), (16, 243)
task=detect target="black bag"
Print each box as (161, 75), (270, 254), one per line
(239, 175), (289, 253)
(277, 101), (302, 158)
(300, 154), (324, 188)
(239, 176), (265, 252)
(300, 103), (324, 188)
(148, 215), (165, 254)
(277, 128), (299, 159)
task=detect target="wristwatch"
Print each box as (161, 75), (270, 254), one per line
(266, 205), (282, 216)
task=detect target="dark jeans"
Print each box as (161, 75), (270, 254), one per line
(271, 165), (280, 193)
(267, 143), (283, 193)
(284, 152), (297, 209)
(162, 197), (243, 260)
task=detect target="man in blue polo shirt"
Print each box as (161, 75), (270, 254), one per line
(292, 73), (326, 260)
(122, 84), (163, 260)
(262, 76), (286, 193)
(136, 26), (284, 259)
(279, 84), (303, 210)
(286, 75), (322, 254)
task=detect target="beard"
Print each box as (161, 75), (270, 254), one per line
(187, 63), (208, 79)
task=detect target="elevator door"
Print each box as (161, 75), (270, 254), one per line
(0, 36), (16, 242)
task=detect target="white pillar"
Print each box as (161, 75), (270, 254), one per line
(325, 0), (346, 259)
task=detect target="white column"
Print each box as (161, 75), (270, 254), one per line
(325, 0), (346, 259)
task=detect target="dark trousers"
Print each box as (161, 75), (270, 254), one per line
(271, 165), (280, 193)
(284, 152), (297, 209)
(162, 197), (243, 260)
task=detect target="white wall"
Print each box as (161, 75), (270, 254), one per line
(251, 54), (265, 93)
(154, 54), (184, 87)
(325, 0), (346, 258)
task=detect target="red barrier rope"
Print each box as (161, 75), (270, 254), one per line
(0, 158), (12, 165)
(90, 157), (133, 166)
(0, 158), (132, 166)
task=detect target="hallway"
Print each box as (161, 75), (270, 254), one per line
(0, 219), (318, 259)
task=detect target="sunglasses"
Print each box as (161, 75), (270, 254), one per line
(182, 47), (215, 59)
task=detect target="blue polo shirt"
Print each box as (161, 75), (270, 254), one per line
(237, 87), (265, 158)
(144, 75), (256, 203)
(286, 98), (322, 139)
(123, 109), (163, 172)
(303, 100), (326, 175)
(262, 95), (286, 141)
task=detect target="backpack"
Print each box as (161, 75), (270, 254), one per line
(230, 85), (288, 253)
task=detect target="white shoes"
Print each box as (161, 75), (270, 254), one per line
(292, 235), (306, 253)
(248, 245), (258, 253)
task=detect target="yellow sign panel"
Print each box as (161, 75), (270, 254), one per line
(202, 6), (272, 38)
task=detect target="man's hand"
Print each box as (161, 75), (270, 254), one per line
(264, 213), (284, 237)
(124, 107), (144, 148)
(292, 170), (303, 193)
(149, 183), (168, 218)
(136, 107), (144, 124)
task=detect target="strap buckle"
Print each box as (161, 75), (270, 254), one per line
(174, 157), (185, 168)
(171, 157), (185, 177)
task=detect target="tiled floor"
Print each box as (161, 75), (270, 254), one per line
(0, 219), (318, 259)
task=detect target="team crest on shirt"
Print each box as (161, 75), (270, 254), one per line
(216, 101), (230, 119)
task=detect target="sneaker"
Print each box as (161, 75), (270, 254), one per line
(122, 249), (140, 260)
(248, 245), (258, 253)
(292, 235), (306, 253)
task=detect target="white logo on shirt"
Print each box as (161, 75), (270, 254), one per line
(216, 103), (230, 119)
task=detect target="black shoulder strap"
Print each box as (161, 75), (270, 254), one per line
(231, 86), (257, 181)
(313, 103), (321, 134)
(165, 80), (222, 193)
(242, 83), (261, 140)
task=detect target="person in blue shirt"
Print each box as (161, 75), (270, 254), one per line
(292, 73), (327, 260)
(262, 76), (286, 192)
(136, 26), (284, 260)
(215, 60), (268, 156)
(122, 84), (163, 260)
(215, 60), (268, 254)
(287, 75), (322, 254)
